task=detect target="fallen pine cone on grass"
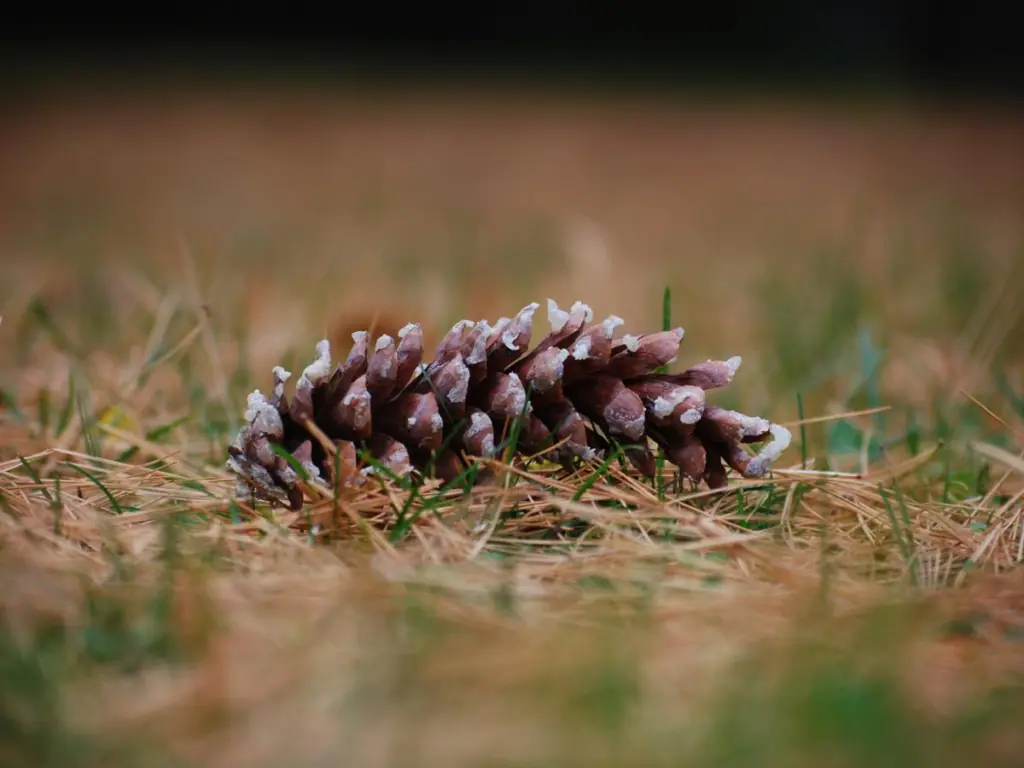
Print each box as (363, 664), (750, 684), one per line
(227, 300), (791, 510)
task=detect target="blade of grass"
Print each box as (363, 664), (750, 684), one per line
(67, 462), (124, 515)
(76, 387), (100, 458)
(498, 389), (532, 466)
(879, 484), (917, 586)
(359, 451), (415, 491)
(941, 458), (953, 504)
(653, 287), (674, 492)
(37, 387), (51, 435)
(115, 415), (192, 463)
(389, 474), (426, 544)
(439, 460), (482, 496)
(268, 443), (317, 533)
(355, 450), (428, 543)
(52, 474), (63, 535)
(0, 387), (24, 421)
(331, 447), (342, 534)
(655, 454), (666, 502)
(268, 443), (310, 483)
(55, 371), (76, 437)
(993, 366), (1024, 418)
(654, 285), (672, 375)
(28, 298), (80, 358)
(178, 479), (215, 497)
(18, 456), (54, 504)
(426, 417), (467, 479)
(572, 446), (625, 502)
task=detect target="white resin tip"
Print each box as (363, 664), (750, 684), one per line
(571, 336), (592, 360)
(570, 301), (594, 322)
(547, 299), (569, 332)
(602, 315), (624, 338)
(744, 424), (793, 477)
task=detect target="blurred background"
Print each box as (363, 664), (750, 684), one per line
(2, 5), (1023, 436)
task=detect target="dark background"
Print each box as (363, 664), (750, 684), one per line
(3, 3), (1023, 97)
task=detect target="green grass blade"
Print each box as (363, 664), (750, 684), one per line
(0, 387), (24, 422)
(28, 298), (80, 358)
(389, 475), (425, 543)
(18, 456), (53, 504)
(331, 448), (342, 533)
(37, 387), (51, 435)
(268, 443), (310, 483)
(572, 446), (624, 502)
(76, 388), (101, 458)
(67, 462), (124, 515)
(55, 372), (76, 437)
(879, 484), (917, 586)
(115, 415), (192, 463)
(52, 474), (63, 535)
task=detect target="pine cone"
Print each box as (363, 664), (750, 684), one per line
(226, 300), (791, 510)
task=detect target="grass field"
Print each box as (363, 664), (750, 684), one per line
(2, 81), (1024, 766)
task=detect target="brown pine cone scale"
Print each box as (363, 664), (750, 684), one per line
(227, 300), (791, 509)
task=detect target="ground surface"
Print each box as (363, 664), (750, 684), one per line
(2, 82), (1024, 766)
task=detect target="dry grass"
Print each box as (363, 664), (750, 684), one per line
(2, 83), (1024, 765)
